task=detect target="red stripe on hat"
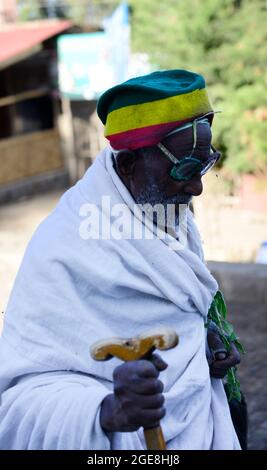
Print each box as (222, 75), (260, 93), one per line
(107, 116), (205, 150)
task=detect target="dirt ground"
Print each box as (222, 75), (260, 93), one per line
(0, 190), (266, 449)
(0, 190), (64, 326)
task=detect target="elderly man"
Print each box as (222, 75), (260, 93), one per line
(0, 70), (243, 450)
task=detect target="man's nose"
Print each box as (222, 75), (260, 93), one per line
(183, 174), (203, 196)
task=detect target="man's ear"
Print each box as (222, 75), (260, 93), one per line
(116, 150), (137, 177)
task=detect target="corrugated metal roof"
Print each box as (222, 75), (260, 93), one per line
(0, 19), (73, 69)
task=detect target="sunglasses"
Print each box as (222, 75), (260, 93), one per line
(157, 119), (221, 181)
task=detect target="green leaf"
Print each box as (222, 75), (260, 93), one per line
(208, 290), (244, 402)
(214, 291), (227, 319)
(226, 367), (242, 402)
(235, 340), (245, 355)
(221, 320), (234, 336)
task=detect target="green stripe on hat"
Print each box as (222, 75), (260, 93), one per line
(97, 70), (206, 124)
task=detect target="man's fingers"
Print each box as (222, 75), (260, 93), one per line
(137, 359), (160, 378)
(127, 407), (166, 428)
(210, 347), (227, 361)
(215, 351), (227, 361)
(148, 353), (168, 372)
(111, 354), (168, 432)
(211, 371), (227, 379)
(227, 342), (241, 365)
(114, 373), (164, 396)
(207, 329), (227, 361)
(210, 364), (228, 378)
(130, 377), (164, 395)
(210, 342), (241, 378)
(121, 391), (165, 410)
(214, 343), (241, 368)
(114, 360), (159, 381)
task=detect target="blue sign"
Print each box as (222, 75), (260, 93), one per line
(57, 3), (130, 100)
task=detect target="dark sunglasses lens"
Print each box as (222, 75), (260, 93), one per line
(171, 161), (202, 180)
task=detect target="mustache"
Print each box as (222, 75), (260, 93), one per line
(135, 185), (192, 206)
(134, 184), (192, 228)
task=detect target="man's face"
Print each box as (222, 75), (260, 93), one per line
(132, 122), (212, 208)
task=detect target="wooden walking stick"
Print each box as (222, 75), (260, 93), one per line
(90, 327), (179, 450)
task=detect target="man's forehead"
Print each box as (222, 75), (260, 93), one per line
(163, 121), (212, 148)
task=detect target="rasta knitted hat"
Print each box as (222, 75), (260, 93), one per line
(97, 69), (214, 151)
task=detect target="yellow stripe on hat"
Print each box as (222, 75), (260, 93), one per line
(105, 88), (212, 137)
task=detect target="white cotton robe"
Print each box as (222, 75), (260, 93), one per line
(0, 147), (241, 450)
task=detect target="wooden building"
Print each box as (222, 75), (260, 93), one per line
(0, 19), (73, 203)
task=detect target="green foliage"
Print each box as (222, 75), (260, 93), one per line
(207, 291), (245, 402)
(17, 0), (117, 24)
(17, 0), (41, 20)
(128, 0), (267, 175)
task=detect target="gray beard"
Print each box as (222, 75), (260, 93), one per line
(135, 183), (192, 229)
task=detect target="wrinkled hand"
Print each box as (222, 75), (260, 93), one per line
(207, 327), (241, 379)
(100, 354), (168, 433)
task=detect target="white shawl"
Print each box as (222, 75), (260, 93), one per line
(0, 147), (240, 450)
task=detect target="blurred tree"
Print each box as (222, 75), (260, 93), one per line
(128, 0), (267, 175)
(38, 0), (68, 18)
(17, 0), (41, 20)
(17, 1), (118, 24)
